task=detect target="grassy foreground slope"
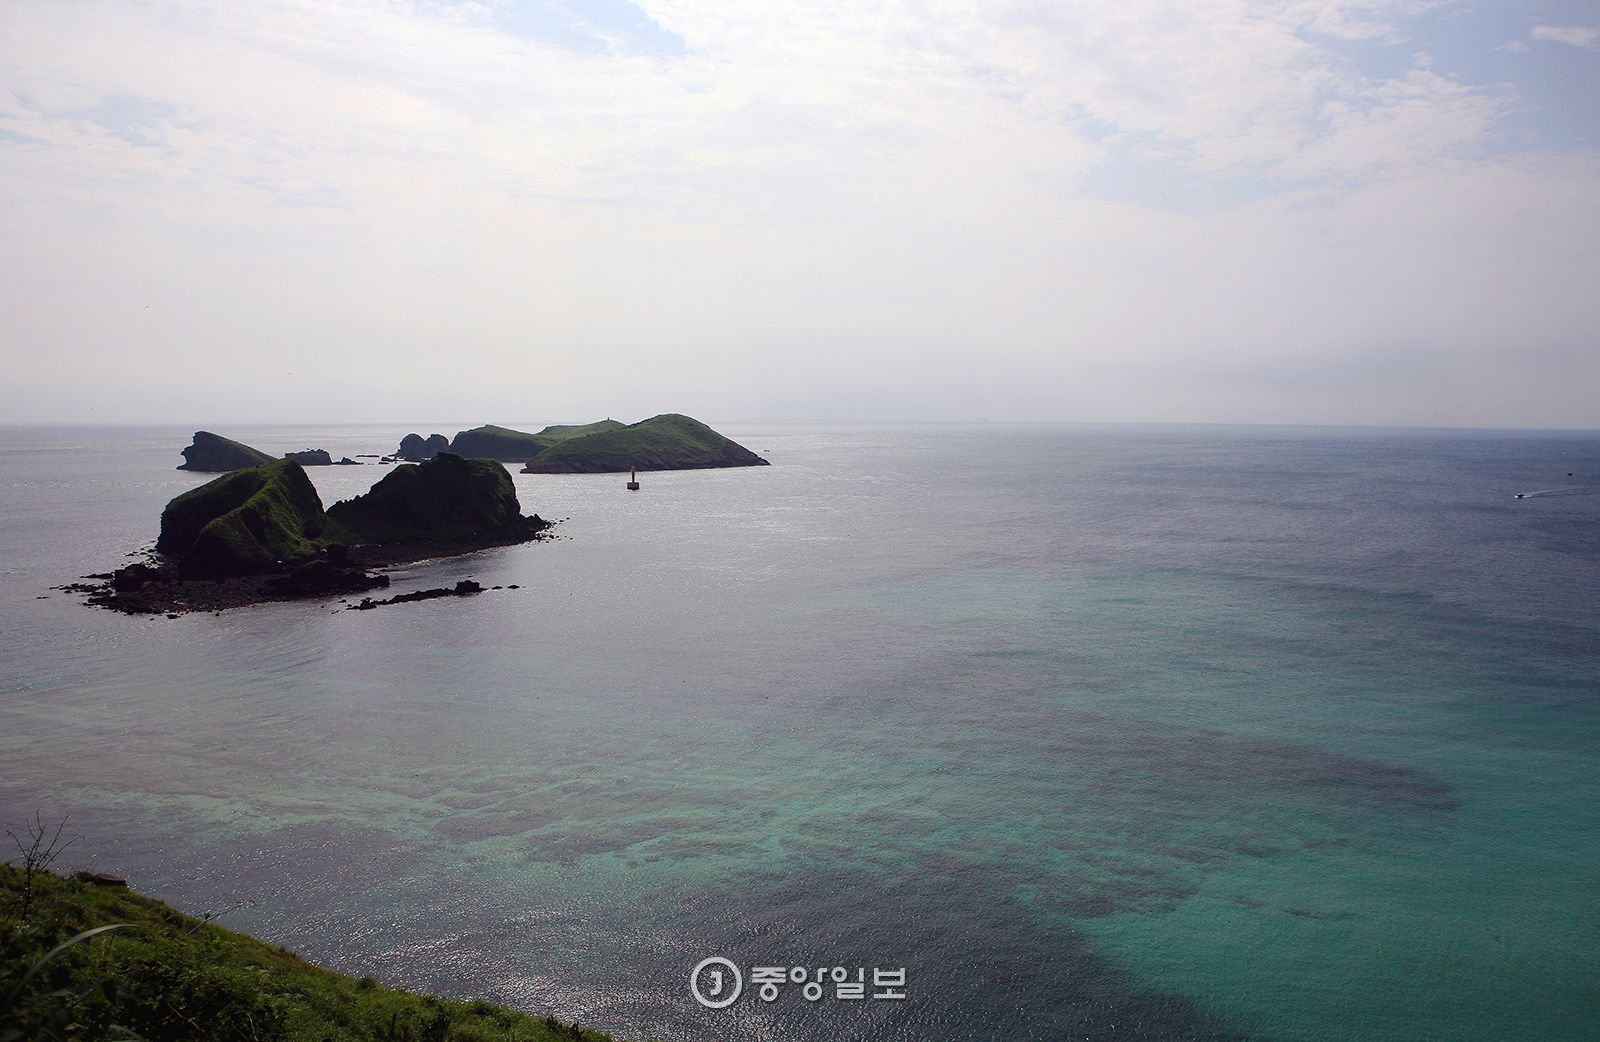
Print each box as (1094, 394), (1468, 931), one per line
(0, 865), (618, 1042)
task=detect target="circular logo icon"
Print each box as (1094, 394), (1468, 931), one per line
(690, 956), (743, 1009)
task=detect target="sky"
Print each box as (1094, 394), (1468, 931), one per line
(1, 0), (1597, 428)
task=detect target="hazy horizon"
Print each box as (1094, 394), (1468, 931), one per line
(7, 417), (1600, 436)
(3, 1), (1597, 429)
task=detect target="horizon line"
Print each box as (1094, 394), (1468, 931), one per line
(2, 418), (1598, 435)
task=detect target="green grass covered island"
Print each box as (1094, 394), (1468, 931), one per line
(72, 453), (551, 615)
(395, 415), (767, 472)
(156, 452), (543, 578)
(0, 864), (618, 1042)
(521, 414), (768, 474)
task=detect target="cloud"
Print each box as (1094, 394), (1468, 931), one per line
(1532, 25), (1600, 51)
(1286, 0), (1441, 42)
(0, 2), (1513, 224)
(0, 0), (1595, 427)
(1273, 67), (1509, 183)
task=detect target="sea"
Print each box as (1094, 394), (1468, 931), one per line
(1, 422), (1597, 1042)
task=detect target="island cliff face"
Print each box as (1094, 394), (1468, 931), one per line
(328, 453), (537, 544)
(177, 431), (275, 472)
(157, 459), (327, 578)
(521, 414), (768, 473)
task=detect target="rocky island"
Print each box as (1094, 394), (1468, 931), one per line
(396, 432), (451, 461)
(177, 433), (356, 471)
(522, 413), (768, 473)
(284, 448), (337, 466)
(75, 453), (550, 615)
(385, 416), (759, 473)
(446, 424), (556, 461)
(176, 431), (275, 472)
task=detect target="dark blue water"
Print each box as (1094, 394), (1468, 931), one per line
(2, 423), (1597, 1040)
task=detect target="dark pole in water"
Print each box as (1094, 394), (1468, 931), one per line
(626, 466), (640, 491)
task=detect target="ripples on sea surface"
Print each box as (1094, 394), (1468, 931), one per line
(2, 422), (1598, 1041)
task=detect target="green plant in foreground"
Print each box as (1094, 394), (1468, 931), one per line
(1, 864), (618, 1042)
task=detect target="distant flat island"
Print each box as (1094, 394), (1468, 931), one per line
(522, 414), (767, 473)
(396, 414), (769, 472)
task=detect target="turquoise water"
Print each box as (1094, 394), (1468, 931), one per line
(1, 423), (1597, 1040)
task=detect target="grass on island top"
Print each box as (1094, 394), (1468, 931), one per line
(532, 420), (626, 443)
(0, 863), (620, 1042)
(538, 415), (725, 459)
